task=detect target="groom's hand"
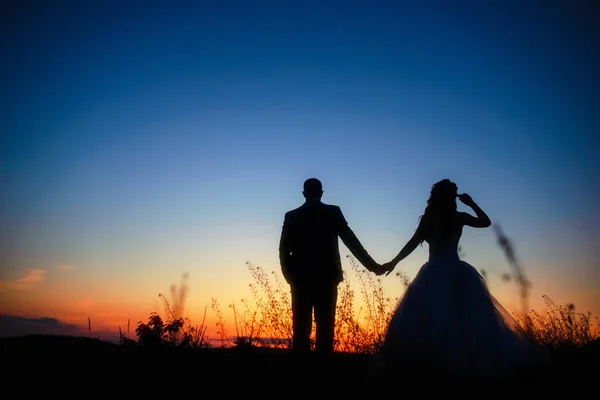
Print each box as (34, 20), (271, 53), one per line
(370, 263), (380, 274)
(369, 263), (382, 275)
(373, 263), (384, 276)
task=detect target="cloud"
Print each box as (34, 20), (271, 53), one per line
(54, 265), (73, 271)
(0, 315), (83, 338)
(15, 269), (45, 283)
(0, 315), (123, 343)
(0, 269), (46, 290)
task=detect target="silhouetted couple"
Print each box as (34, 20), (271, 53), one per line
(279, 177), (546, 381)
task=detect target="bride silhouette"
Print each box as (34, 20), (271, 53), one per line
(373, 179), (546, 383)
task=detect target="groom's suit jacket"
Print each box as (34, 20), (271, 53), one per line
(279, 199), (377, 286)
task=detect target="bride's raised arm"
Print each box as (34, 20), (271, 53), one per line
(457, 193), (491, 228)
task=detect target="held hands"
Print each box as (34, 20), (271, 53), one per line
(371, 263), (385, 276)
(372, 261), (397, 276)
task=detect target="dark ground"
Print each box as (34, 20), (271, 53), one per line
(2, 335), (598, 395)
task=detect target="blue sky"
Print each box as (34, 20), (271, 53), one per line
(1, 0), (598, 336)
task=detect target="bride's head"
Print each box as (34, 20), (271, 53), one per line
(422, 179), (458, 218)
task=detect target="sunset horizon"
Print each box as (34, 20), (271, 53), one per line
(2, 236), (598, 345)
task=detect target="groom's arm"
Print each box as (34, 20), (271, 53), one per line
(335, 207), (379, 272)
(279, 213), (293, 283)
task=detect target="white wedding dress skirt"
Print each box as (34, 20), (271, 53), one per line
(375, 254), (544, 380)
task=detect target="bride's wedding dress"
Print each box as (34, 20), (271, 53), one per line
(374, 226), (546, 381)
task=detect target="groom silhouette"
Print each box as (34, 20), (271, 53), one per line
(279, 178), (381, 355)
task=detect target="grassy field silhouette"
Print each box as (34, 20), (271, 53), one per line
(2, 228), (598, 393)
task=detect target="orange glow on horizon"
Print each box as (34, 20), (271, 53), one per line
(1, 257), (598, 345)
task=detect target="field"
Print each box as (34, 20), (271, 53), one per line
(2, 243), (599, 395)
(1, 333), (598, 396)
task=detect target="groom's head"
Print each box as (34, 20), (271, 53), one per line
(303, 178), (323, 200)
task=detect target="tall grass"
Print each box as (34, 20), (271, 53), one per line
(120, 274), (210, 348)
(126, 226), (598, 352)
(516, 295), (600, 349)
(493, 224), (532, 327)
(211, 257), (400, 353)
(493, 223), (599, 348)
(334, 255), (399, 353)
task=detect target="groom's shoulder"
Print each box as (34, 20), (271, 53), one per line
(285, 204), (305, 217)
(284, 208), (299, 217)
(321, 202), (342, 214)
(286, 202), (340, 215)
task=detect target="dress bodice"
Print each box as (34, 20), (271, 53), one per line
(423, 217), (463, 261)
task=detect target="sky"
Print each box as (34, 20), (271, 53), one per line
(1, 0), (599, 342)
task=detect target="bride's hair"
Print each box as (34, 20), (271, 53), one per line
(418, 179), (459, 243)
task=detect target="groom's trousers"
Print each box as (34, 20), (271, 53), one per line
(290, 281), (338, 355)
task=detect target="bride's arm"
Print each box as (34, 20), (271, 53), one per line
(458, 193), (491, 228)
(384, 218), (427, 274)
